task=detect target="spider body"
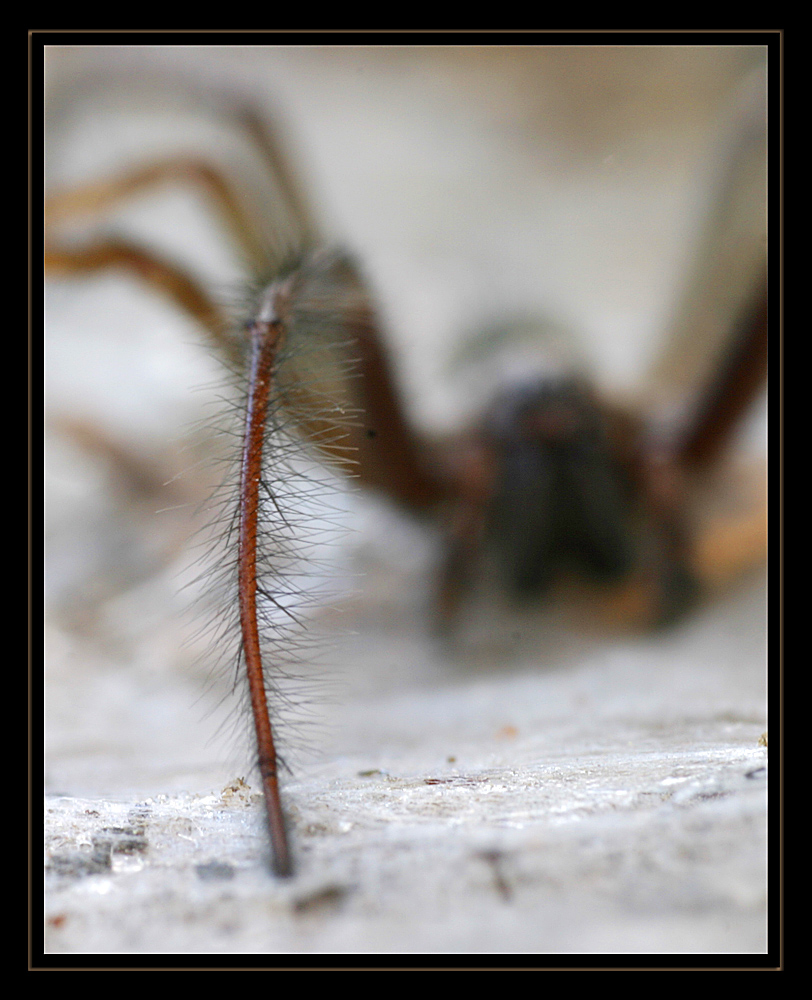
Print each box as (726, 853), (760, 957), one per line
(484, 376), (637, 596)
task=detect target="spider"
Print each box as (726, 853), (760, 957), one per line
(44, 58), (768, 878)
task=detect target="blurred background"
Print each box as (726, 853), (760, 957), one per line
(43, 43), (770, 955)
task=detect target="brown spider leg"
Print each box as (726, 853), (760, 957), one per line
(44, 238), (238, 366)
(239, 279), (295, 877)
(637, 277), (768, 622)
(45, 110), (447, 859)
(46, 155), (269, 275)
(264, 251), (448, 512)
(230, 106), (448, 511)
(45, 149), (444, 872)
(234, 105), (320, 246)
(677, 281), (768, 592)
(339, 293), (448, 511)
(45, 238), (300, 878)
(45, 137), (446, 505)
(675, 283), (768, 471)
(629, 68), (767, 623)
(44, 162), (296, 874)
(432, 436), (497, 629)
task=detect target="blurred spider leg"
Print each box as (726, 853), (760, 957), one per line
(46, 155), (268, 274)
(231, 105), (450, 507)
(225, 102), (451, 507)
(675, 282), (768, 471)
(639, 278), (767, 620)
(44, 238), (237, 365)
(44, 148), (291, 368)
(346, 296), (448, 510)
(267, 250), (449, 510)
(434, 437), (495, 628)
(677, 281), (768, 591)
(632, 68), (767, 622)
(234, 104), (320, 246)
(647, 65), (766, 401)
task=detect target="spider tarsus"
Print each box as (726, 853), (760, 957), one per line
(260, 765), (293, 878)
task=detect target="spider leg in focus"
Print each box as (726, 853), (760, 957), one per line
(45, 97), (451, 875)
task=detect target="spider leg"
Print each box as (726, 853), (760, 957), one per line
(646, 65), (767, 414)
(233, 104), (320, 247)
(44, 85), (451, 879)
(43, 97), (325, 352)
(318, 258), (448, 510)
(45, 106), (448, 515)
(673, 281), (767, 471)
(642, 249), (768, 620)
(44, 148), (282, 370)
(231, 107), (449, 511)
(632, 282), (767, 627)
(46, 155), (270, 274)
(631, 68), (768, 624)
(45, 236), (236, 364)
(433, 437), (495, 628)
